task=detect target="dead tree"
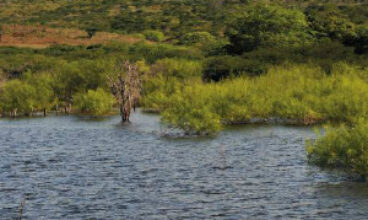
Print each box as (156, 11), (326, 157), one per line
(108, 61), (141, 122)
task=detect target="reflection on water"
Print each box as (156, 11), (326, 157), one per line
(0, 110), (367, 219)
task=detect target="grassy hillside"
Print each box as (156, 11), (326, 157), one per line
(0, 0), (367, 38)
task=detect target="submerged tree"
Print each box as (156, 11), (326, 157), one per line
(0, 79), (36, 117)
(107, 61), (141, 122)
(24, 72), (56, 117)
(74, 88), (115, 116)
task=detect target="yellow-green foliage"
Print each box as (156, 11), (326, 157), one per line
(141, 75), (182, 113)
(161, 84), (222, 135)
(0, 79), (36, 115)
(24, 71), (56, 112)
(151, 58), (203, 79)
(73, 88), (116, 116)
(141, 58), (203, 112)
(150, 63), (368, 134)
(307, 120), (368, 177)
(0, 73), (56, 115)
(143, 30), (165, 42)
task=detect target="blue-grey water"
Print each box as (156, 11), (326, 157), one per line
(1, 111), (368, 220)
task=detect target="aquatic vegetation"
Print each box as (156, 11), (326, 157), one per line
(307, 120), (368, 178)
(0, 79), (36, 116)
(0, 72), (55, 116)
(156, 64), (368, 134)
(73, 88), (116, 116)
(161, 84), (222, 135)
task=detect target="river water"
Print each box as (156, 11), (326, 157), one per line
(1, 111), (368, 220)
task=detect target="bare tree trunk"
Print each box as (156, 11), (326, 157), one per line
(120, 105), (128, 122)
(43, 108), (47, 117)
(133, 98), (137, 112)
(122, 109), (129, 122)
(108, 61), (141, 123)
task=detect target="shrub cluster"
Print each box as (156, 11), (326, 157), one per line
(143, 64), (368, 135)
(74, 88), (116, 116)
(307, 120), (368, 178)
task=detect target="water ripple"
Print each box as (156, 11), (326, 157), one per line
(0, 111), (367, 219)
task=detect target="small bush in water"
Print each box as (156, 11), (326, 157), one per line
(74, 88), (116, 116)
(307, 120), (368, 178)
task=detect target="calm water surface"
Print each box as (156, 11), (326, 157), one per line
(1, 111), (368, 219)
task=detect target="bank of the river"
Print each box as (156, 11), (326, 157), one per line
(1, 110), (368, 219)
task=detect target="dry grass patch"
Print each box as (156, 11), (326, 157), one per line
(0, 24), (146, 48)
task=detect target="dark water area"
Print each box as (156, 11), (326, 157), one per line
(1, 110), (368, 220)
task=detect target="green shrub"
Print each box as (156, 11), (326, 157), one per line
(24, 71), (56, 113)
(0, 79), (36, 116)
(73, 88), (116, 116)
(179, 32), (229, 56)
(151, 58), (203, 79)
(129, 43), (204, 64)
(153, 64), (368, 134)
(203, 56), (266, 81)
(161, 84), (222, 135)
(141, 74), (182, 112)
(143, 30), (165, 42)
(180, 32), (216, 45)
(226, 4), (310, 54)
(307, 120), (368, 178)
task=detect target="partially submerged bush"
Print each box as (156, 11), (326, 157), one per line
(307, 120), (368, 178)
(161, 85), (222, 135)
(154, 64), (368, 134)
(0, 79), (36, 116)
(73, 88), (115, 116)
(141, 74), (183, 113)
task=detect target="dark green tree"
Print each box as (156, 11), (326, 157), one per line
(225, 4), (310, 54)
(306, 4), (356, 41)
